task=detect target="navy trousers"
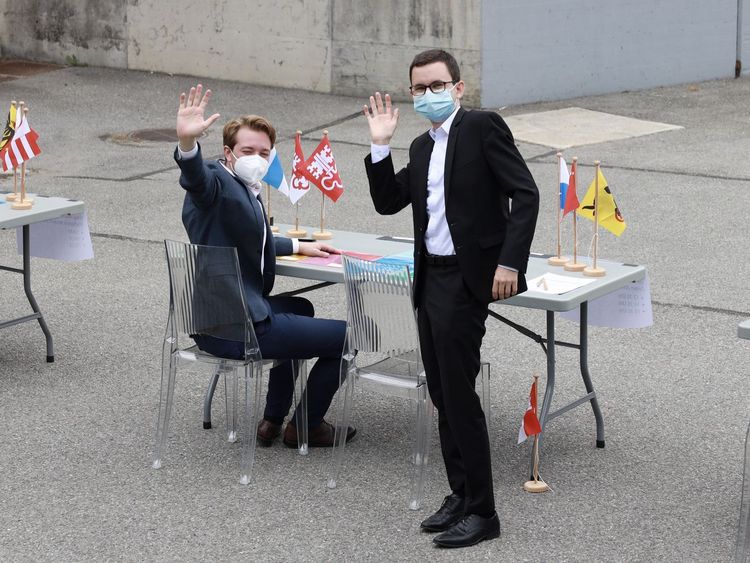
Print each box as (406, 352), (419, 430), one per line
(194, 295), (346, 428)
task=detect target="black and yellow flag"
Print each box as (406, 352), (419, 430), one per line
(577, 168), (626, 236)
(0, 104), (16, 153)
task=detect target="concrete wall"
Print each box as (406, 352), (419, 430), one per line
(482, 0), (738, 106)
(330, 0), (481, 105)
(0, 0), (481, 105)
(742, 0), (750, 75)
(0, 0), (128, 68)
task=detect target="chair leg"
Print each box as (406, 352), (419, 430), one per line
(202, 366), (221, 430)
(326, 361), (356, 490)
(224, 364), (239, 443)
(292, 359), (309, 455)
(736, 422), (750, 562)
(479, 361), (491, 435)
(409, 386), (433, 510)
(152, 349), (178, 470)
(240, 361), (265, 485)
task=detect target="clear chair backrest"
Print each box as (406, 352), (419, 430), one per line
(164, 240), (257, 354)
(341, 254), (420, 357)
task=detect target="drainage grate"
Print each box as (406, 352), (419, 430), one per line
(101, 128), (208, 146)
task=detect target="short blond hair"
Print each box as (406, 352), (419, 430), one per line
(223, 115), (276, 149)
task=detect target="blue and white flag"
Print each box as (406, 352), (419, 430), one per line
(558, 156), (570, 210)
(262, 147), (290, 197)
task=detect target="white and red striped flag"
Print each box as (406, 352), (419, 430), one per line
(518, 378), (543, 444)
(1, 110), (41, 171)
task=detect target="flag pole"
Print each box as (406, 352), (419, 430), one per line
(584, 161), (606, 277)
(312, 130), (332, 240)
(549, 152), (569, 266)
(5, 101), (19, 202)
(287, 130), (308, 239)
(524, 375), (550, 493)
(11, 105), (33, 210)
(564, 157), (585, 272)
(266, 182), (279, 233)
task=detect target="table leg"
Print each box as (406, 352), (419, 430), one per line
(580, 302), (605, 447)
(22, 225), (54, 362)
(529, 310), (557, 478)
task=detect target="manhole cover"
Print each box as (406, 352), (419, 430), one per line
(100, 128), (208, 146)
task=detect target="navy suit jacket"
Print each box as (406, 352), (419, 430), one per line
(365, 108), (539, 305)
(175, 145), (293, 323)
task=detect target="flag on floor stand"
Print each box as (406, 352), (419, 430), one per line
(559, 156), (570, 210)
(287, 132), (311, 204)
(518, 379), (543, 444)
(576, 168), (627, 236)
(0, 103), (17, 154)
(563, 158), (580, 216)
(1, 109), (41, 172)
(301, 134), (344, 202)
(262, 147), (290, 197)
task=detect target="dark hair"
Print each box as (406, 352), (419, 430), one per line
(223, 115), (276, 149)
(409, 49), (461, 83)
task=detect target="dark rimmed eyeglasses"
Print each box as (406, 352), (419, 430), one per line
(409, 81), (455, 97)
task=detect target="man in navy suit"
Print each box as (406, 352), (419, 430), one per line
(173, 84), (354, 448)
(364, 50), (539, 547)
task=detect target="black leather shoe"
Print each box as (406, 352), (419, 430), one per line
(420, 493), (465, 532)
(432, 513), (501, 548)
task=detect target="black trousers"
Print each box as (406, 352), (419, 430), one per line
(417, 261), (495, 517)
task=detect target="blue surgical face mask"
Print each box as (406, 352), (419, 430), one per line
(413, 86), (457, 123)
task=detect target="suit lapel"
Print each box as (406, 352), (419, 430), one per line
(443, 107), (466, 202)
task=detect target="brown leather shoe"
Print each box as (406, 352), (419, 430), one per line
(283, 420), (356, 448)
(257, 419), (282, 447)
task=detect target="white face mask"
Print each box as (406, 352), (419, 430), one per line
(230, 151), (269, 185)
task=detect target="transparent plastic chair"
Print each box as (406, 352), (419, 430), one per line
(326, 255), (490, 510)
(152, 240), (308, 486)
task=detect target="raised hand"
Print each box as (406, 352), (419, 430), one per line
(363, 92), (399, 145)
(176, 84), (220, 151)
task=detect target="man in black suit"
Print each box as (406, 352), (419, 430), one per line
(363, 50), (539, 548)
(173, 84), (355, 448)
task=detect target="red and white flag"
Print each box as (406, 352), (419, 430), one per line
(301, 133), (344, 202)
(518, 379), (542, 444)
(287, 132), (311, 205)
(0, 110), (41, 172)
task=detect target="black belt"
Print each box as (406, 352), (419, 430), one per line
(425, 253), (458, 266)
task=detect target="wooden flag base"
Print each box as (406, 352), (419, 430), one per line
(11, 200), (33, 210)
(564, 262), (586, 272)
(270, 226), (279, 233)
(583, 266), (606, 277)
(312, 230), (333, 240)
(548, 256), (569, 266)
(523, 479), (551, 493)
(5, 193), (18, 202)
(287, 228), (308, 238)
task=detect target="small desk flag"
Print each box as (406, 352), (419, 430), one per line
(302, 133), (344, 202)
(563, 158), (580, 216)
(577, 168), (627, 236)
(518, 379), (543, 444)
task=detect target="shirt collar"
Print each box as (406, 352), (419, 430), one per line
(220, 160), (262, 197)
(428, 104), (461, 141)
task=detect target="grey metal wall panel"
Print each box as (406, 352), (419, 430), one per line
(481, 0), (737, 107)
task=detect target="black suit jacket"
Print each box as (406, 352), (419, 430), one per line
(365, 107), (539, 305)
